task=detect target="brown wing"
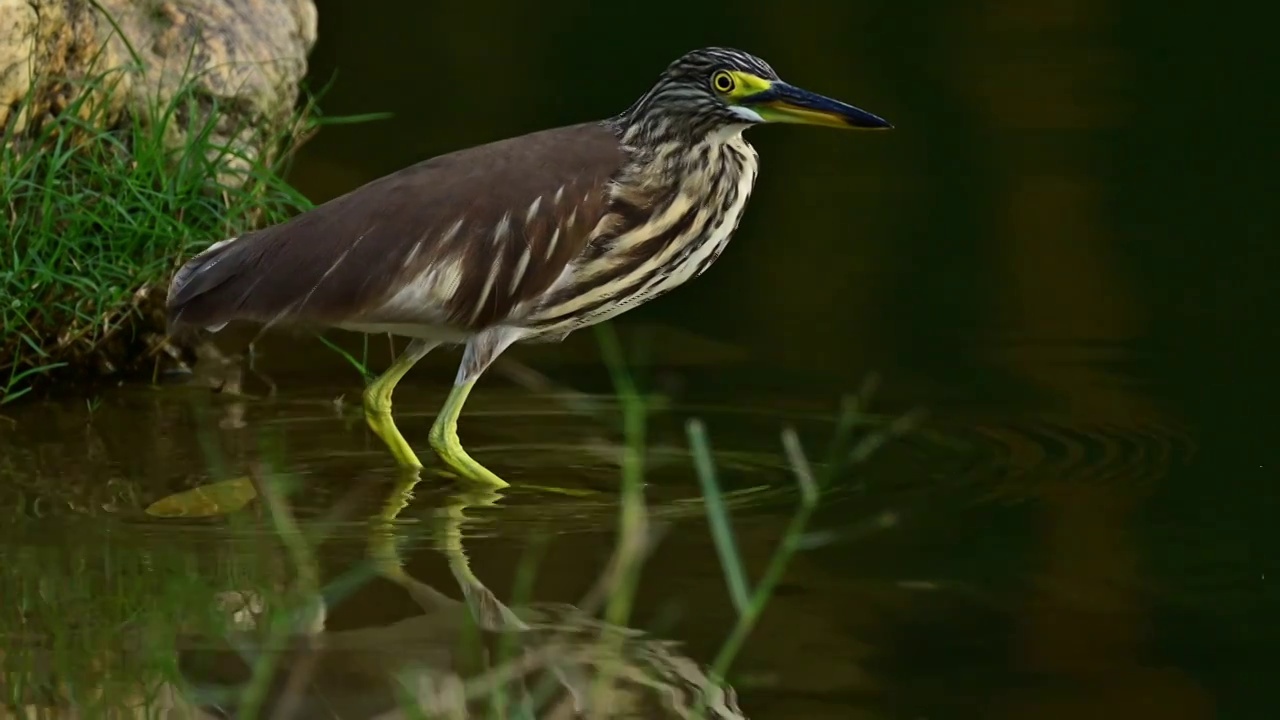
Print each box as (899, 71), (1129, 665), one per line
(166, 121), (625, 335)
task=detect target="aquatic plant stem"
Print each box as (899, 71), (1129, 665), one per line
(688, 394), (923, 717)
(591, 322), (652, 712)
(686, 418), (752, 615)
(594, 322), (649, 627)
(710, 441), (817, 678)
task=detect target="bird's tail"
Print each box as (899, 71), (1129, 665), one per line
(165, 236), (247, 335)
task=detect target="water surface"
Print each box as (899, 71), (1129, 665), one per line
(2, 0), (1277, 715)
(0, 326), (1227, 717)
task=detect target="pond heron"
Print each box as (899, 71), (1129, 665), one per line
(166, 47), (891, 488)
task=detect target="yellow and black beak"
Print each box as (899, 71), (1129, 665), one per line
(741, 81), (891, 130)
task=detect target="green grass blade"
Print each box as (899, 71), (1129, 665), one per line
(685, 417), (752, 617)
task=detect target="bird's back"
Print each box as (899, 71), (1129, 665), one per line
(165, 122), (627, 338)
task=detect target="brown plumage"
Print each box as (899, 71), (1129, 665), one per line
(167, 122), (624, 338)
(164, 46), (891, 486)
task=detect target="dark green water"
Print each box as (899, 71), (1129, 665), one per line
(1, 0), (1276, 717)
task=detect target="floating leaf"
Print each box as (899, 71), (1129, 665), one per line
(144, 477), (258, 518)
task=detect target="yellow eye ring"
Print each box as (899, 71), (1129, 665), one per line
(711, 71), (735, 93)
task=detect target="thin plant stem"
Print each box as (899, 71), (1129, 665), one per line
(593, 322), (648, 628)
(686, 418), (751, 616)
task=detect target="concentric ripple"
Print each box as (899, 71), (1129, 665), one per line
(0, 380), (1199, 549)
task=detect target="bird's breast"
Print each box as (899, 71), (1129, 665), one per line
(650, 137), (759, 288)
(521, 136), (759, 337)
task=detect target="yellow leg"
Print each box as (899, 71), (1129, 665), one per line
(363, 339), (437, 470)
(428, 379), (509, 488)
(421, 330), (601, 496)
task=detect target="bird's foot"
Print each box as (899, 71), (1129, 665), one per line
(428, 422), (510, 488)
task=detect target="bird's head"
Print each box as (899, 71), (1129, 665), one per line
(621, 47), (892, 138)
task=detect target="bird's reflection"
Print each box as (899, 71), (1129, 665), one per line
(177, 471), (747, 719)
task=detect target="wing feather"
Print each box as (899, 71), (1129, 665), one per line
(166, 122), (625, 336)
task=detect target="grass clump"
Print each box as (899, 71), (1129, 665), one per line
(0, 62), (320, 404)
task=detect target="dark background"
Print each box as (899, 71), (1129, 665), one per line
(264, 1), (1278, 715)
(292, 1), (1277, 404)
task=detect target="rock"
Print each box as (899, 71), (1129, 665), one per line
(0, 0), (318, 185)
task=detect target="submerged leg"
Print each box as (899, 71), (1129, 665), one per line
(429, 328), (519, 487)
(364, 338), (439, 469)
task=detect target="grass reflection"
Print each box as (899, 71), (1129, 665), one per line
(0, 326), (916, 717)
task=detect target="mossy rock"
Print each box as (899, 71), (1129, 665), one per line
(0, 1), (326, 402)
(0, 0), (317, 185)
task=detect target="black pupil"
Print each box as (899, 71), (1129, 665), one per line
(717, 75), (731, 89)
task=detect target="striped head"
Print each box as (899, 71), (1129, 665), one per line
(616, 47), (892, 142)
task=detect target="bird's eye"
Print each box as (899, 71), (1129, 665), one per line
(711, 71), (735, 93)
